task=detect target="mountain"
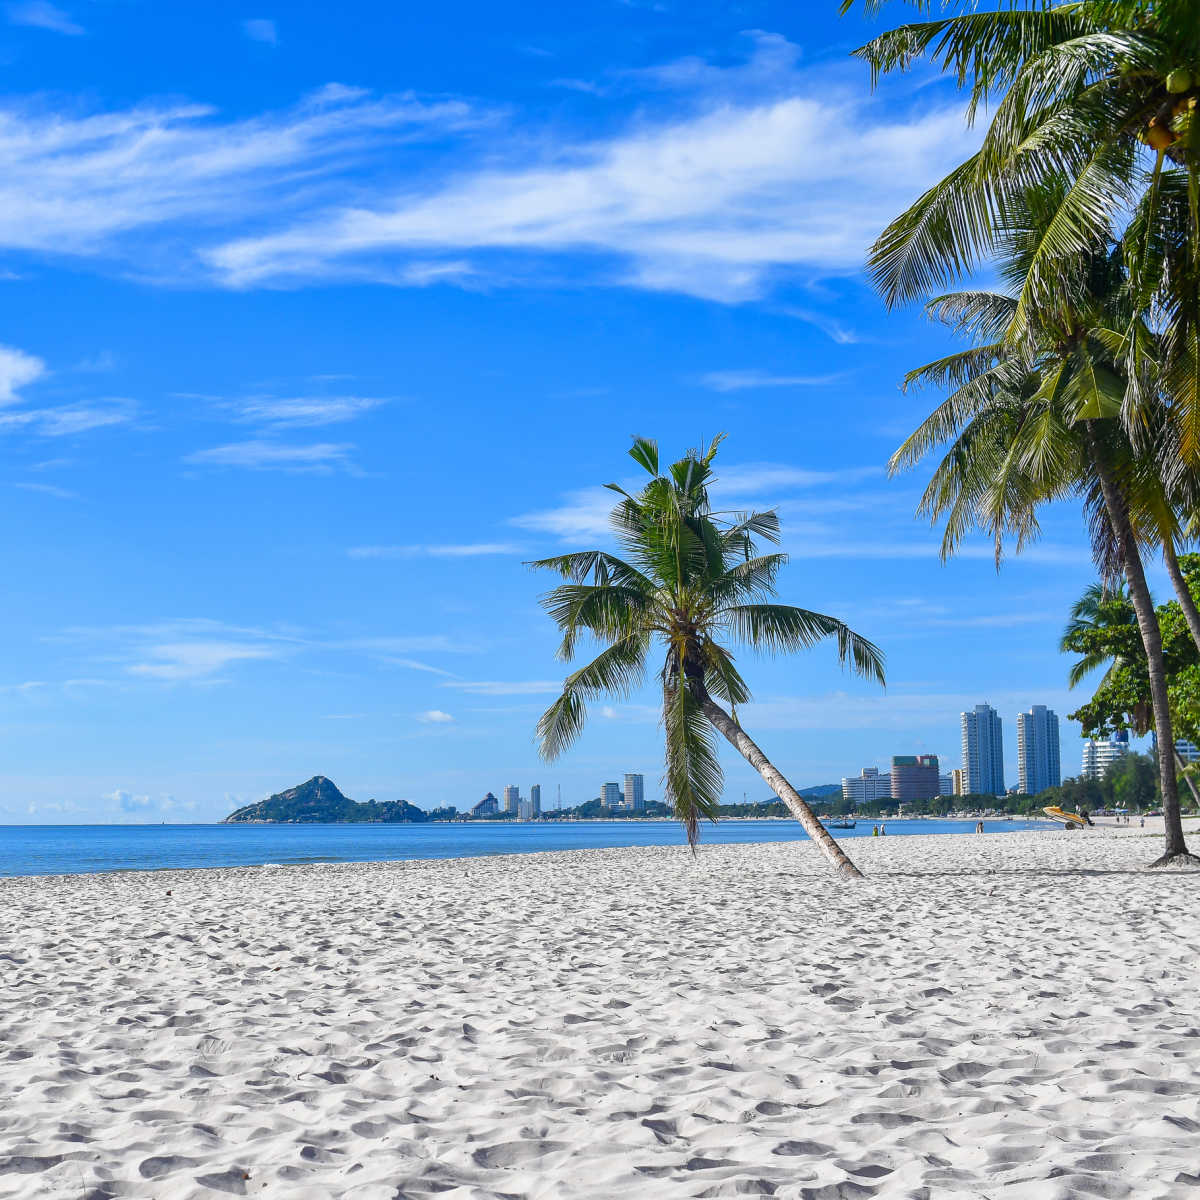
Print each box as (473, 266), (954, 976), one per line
(798, 784), (843, 798)
(223, 776), (429, 824)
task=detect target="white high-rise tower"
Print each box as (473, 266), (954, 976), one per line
(623, 773), (644, 811)
(961, 703), (1005, 796)
(1017, 705), (1061, 795)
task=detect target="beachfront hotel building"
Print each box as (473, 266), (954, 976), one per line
(602, 781), (621, 808)
(951, 768), (966, 796)
(841, 767), (892, 805)
(1081, 732), (1129, 779)
(471, 792), (500, 817)
(503, 785), (520, 815)
(1176, 740), (1200, 764)
(891, 755), (942, 802)
(962, 703), (1005, 795)
(938, 773), (954, 796)
(623, 773), (645, 811)
(530, 784), (541, 817)
(1016, 705), (1061, 795)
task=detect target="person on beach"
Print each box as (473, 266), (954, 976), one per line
(872, 824), (879, 837)
(976, 820), (984, 834)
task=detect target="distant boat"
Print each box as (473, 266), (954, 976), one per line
(825, 818), (856, 830)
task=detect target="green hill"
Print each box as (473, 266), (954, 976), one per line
(222, 776), (429, 824)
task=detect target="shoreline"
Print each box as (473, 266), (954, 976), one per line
(0, 816), (1063, 882)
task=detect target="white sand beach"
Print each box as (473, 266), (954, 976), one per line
(3, 826), (1199, 1199)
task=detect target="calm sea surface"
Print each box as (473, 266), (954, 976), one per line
(0, 819), (1047, 878)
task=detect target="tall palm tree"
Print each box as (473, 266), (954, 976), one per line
(890, 203), (1198, 864)
(530, 435), (885, 881)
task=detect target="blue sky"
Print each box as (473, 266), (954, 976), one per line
(0, 0), (1146, 823)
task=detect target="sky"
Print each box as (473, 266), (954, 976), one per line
(0, 0), (1150, 823)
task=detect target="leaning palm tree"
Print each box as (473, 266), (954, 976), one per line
(530, 435), (885, 881)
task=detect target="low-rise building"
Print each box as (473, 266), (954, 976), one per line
(841, 767), (892, 805)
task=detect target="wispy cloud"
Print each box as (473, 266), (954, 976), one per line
(417, 709), (454, 723)
(0, 34), (974, 299)
(0, 400), (135, 437)
(242, 18), (277, 45)
(7, 1), (82, 35)
(15, 481), (79, 499)
(0, 86), (483, 269)
(230, 395), (387, 428)
(442, 680), (562, 695)
(207, 42), (977, 298)
(183, 440), (356, 471)
(699, 369), (846, 392)
(347, 542), (520, 559)
(512, 462), (885, 542)
(127, 640), (280, 682)
(510, 487), (614, 541)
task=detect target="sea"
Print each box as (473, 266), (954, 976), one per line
(0, 818), (1048, 878)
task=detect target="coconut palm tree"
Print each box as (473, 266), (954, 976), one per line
(846, 0), (1200, 480)
(890, 198), (1198, 864)
(530, 435), (885, 881)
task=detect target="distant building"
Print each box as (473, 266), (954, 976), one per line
(530, 784), (542, 817)
(471, 792), (499, 817)
(517, 799), (533, 820)
(938, 773), (954, 796)
(602, 781), (621, 808)
(891, 754), (941, 802)
(1017, 705), (1061, 794)
(1176, 740), (1200, 765)
(951, 768), (966, 796)
(962, 704), (1005, 796)
(841, 767), (892, 805)
(503, 785), (520, 815)
(1081, 735), (1129, 779)
(623, 773), (645, 811)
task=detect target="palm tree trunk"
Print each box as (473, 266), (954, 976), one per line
(688, 678), (865, 880)
(1085, 421), (1197, 866)
(1162, 538), (1200, 654)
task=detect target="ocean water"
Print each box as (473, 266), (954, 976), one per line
(0, 818), (1048, 878)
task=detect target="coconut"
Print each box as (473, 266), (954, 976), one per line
(1166, 68), (1193, 94)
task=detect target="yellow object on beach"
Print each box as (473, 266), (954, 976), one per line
(1043, 806), (1093, 829)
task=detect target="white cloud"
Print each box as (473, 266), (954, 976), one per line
(0, 34), (975, 299)
(207, 75), (977, 297)
(231, 395), (386, 427)
(699, 369), (845, 392)
(510, 486), (614, 540)
(183, 440), (355, 471)
(8, 1), (82, 35)
(347, 542), (520, 559)
(242, 18), (277, 45)
(0, 344), (45, 402)
(417, 709), (454, 723)
(0, 86), (482, 265)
